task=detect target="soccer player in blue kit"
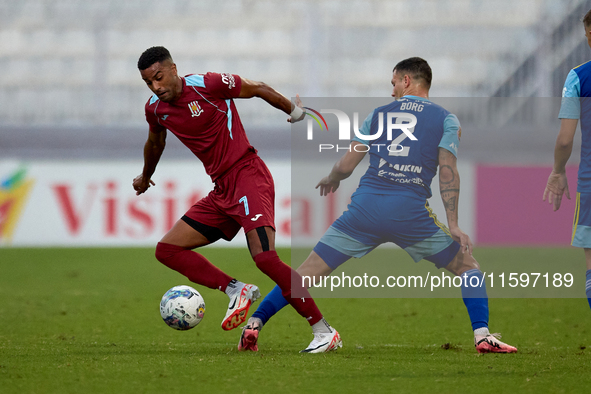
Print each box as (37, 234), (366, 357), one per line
(238, 57), (517, 354)
(544, 8), (591, 311)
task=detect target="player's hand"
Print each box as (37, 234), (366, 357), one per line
(543, 171), (570, 211)
(315, 175), (340, 196)
(287, 94), (305, 123)
(133, 175), (155, 195)
(448, 225), (473, 255)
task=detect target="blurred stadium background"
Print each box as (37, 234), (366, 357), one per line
(1, 0), (590, 247)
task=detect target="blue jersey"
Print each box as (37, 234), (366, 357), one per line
(353, 96), (460, 199)
(559, 60), (591, 193)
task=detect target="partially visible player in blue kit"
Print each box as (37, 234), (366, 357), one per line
(543, 8), (591, 312)
(239, 57), (517, 354)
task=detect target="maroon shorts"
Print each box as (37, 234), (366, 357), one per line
(183, 156), (276, 241)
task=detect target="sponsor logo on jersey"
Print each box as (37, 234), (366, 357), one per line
(221, 73), (236, 89)
(188, 101), (204, 117)
(161, 114), (169, 121)
(0, 167), (34, 244)
(379, 163), (422, 174)
(251, 214), (263, 221)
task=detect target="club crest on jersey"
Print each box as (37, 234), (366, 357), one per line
(188, 101), (204, 117)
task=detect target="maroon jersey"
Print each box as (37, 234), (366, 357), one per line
(144, 72), (256, 180)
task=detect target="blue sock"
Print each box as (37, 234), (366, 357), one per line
(251, 285), (289, 326)
(461, 269), (489, 331)
(586, 270), (591, 310)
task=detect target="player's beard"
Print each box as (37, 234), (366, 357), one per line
(157, 91), (170, 102)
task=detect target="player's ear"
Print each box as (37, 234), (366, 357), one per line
(404, 74), (412, 88)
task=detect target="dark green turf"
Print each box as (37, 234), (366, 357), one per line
(1, 247), (590, 393)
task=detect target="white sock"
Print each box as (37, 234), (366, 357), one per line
(225, 279), (245, 298)
(474, 327), (490, 336)
(312, 318), (332, 334)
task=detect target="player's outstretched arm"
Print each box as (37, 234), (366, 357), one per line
(438, 147), (472, 255)
(238, 78), (304, 122)
(133, 126), (166, 195)
(543, 118), (577, 211)
(316, 141), (367, 196)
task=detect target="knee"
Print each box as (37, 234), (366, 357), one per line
(253, 250), (278, 271)
(155, 242), (168, 263)
(455, 261), (481, 276)
(446, 251), (481, 276)
(155, 242), (185, 264)
(246, 227), (274, 258)
(249, 245), (264, 259)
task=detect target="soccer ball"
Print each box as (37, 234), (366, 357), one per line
(160, 285), (205, 330)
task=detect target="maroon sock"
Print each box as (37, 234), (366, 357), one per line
(155, 242), (233, 292)
(253, 250), (322, 325)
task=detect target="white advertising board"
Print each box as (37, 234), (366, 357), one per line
(0, 160), (473, 247)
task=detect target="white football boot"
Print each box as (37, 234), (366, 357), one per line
(221, 283), (260, 331)
(300, 329), (342, 353)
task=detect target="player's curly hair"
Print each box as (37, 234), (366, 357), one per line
(393, 57), (432, 88)
(584, 8), (591, 28)
(137, 46), (173, 70)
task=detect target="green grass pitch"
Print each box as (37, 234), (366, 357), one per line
(1, 247), (591, 393)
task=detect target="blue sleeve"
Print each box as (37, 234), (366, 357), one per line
(352, 110), (376, 145)
(438, 114), (460, 157)
(559, 69), (581, 119)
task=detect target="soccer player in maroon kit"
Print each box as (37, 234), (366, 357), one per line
(133, 46), (341, 353)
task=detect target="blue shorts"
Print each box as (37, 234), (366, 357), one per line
(572, 192), (591, 248)
(313, 191), (460, 269)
